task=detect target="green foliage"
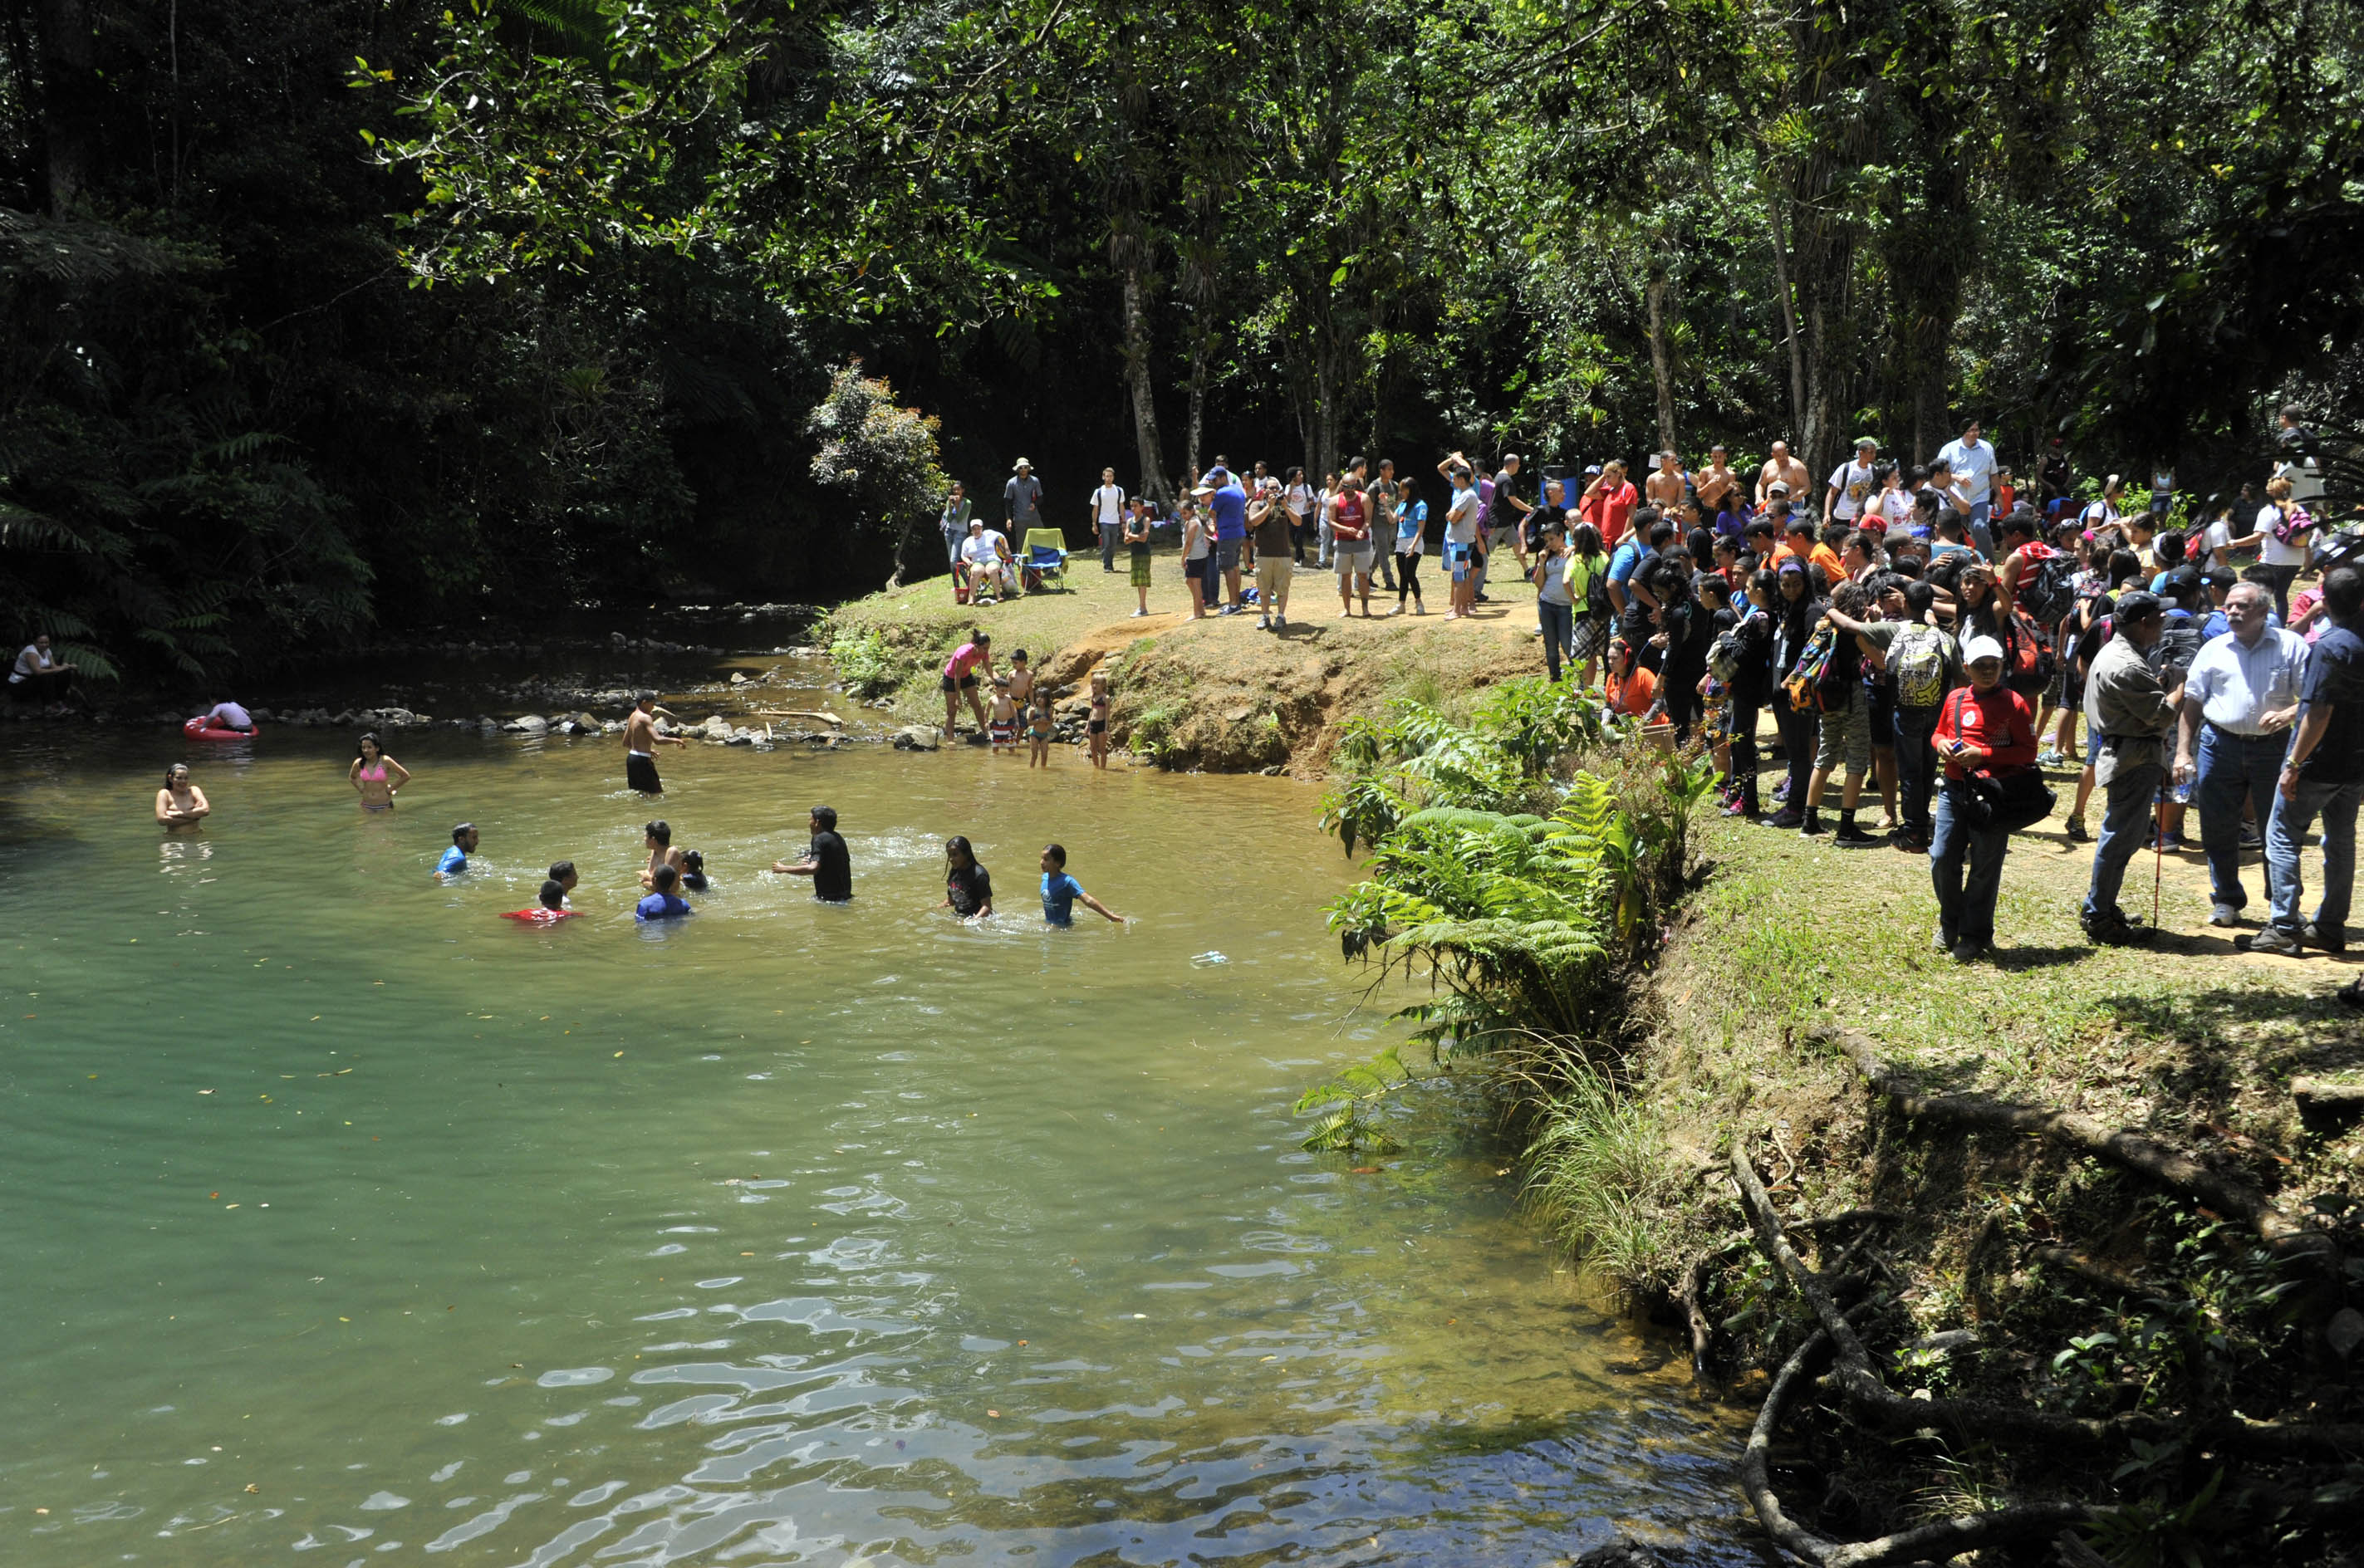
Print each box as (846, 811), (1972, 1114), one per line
(1521, 1066), (1678, 1284)
(1291, 1044), (1410, 1156)
(826, 630), (909, 699)
(806, 361), (950, 583)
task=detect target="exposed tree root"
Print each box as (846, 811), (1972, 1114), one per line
(1832, 1030), (2324, 1256)
(2024, 1242), (2148, 1297)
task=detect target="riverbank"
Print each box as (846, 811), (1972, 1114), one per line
(823, 551), (1552, 774)
(1309, 685), (2362, 1561)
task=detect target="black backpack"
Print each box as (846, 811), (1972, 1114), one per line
(2017, 550), (2077, 626)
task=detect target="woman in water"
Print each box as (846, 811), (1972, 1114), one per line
(156, 763), (210, 828)
(939, 835), (993, 919)
(348, 732), (411, 810)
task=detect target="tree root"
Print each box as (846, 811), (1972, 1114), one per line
(1832, 1029), (2325, 1257)
(2025, 1242), (2148, 1297)
(1737, 1325), (2095, 1567)
(1729, 1148), (2364, 1461)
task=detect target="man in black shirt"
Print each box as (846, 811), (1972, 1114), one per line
(772, 804), (853, 902)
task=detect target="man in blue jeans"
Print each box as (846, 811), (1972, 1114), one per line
(2244, 566), (2364, 955)
(2081, 592), (2181, 944)
(2172, 582), (2307, 927)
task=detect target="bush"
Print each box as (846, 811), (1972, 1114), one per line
(827, 630), (910, 698)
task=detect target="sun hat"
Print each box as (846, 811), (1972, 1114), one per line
(1012, 457), (1032, 470)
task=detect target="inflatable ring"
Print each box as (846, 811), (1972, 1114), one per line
(182, 718), (260, 741)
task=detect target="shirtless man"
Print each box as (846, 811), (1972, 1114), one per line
(1645, 450), (1686, 512)
(1694, 444), (1737, 516)
(1756, 440), (1811, 507)
(624, 691), (691, 796)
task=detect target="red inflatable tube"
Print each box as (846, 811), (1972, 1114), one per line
(182, 718), (260, 741)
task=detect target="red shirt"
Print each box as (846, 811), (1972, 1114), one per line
(1585, 482), (1638, 547)
(1933, 684), (2038, 781)
(1332, 488), (1369, 543)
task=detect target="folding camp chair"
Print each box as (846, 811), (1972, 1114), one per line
(1020, 527), (1072, 593)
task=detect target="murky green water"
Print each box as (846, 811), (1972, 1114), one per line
(1, 723), (1746, 1566)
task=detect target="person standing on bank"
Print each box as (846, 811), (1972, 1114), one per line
(1251, 478), (1296, 631)
(2244, 566), (2364, 956)
(1005, 458), (1044, 537)
(939, 481), (973, 568)
(625, 692), (691, 796)
(1331, 456), (1375, 617)
(1090, 468), (1126, 572)
(772, 805), (853, 902)
(1930, 636), (2036, 962)
(2081, 591), (2183, 945)
(2174, 582), (2307, 927)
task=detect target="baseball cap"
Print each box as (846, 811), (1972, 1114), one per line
(1962, 636), (2004, 664)
(2114, 590), (2164, 621)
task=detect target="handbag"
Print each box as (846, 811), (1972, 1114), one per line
(1964, 763), (2056, 833)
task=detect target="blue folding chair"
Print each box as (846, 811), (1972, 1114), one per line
(1020, 527), (1071, 592)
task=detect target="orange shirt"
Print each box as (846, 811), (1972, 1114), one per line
(1605, 664), (1657, 718)
(1809, 543), (1846, 580)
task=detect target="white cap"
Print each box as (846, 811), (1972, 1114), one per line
(1962, 635), (2005, 665)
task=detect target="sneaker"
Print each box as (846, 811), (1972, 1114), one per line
(2338, 978), (2364, 1012)
(1932, 927), (1954, 953)
(1256, 616), (1271, 630)
(2086, 916), (2153, 948)
(1950, 939), (1985, 964)
(2153, 834), (2184, 853)
(1217, 604), (1241, 617)
(2303, 922), (2347, 953)
(2238, 925), (2304, 956)
(2065, 817), (2092, 843)
(2036, 747), (2066, 767)
(1892, 832), (1930, 853)
(2208, 904), (2242, 928)
(1832, 824), (1880, 848)
(1130, 608), (1148, 618)
(2239, 826), (2263, 850)
(1799, 815), (1827, 838)
(1721, 798), (1757, 818)
(1270, 615), (1285, 631)
(1766, 810), (1804, 831)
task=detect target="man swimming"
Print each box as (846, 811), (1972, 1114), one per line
(624, 692), (690, 795)
(437, 822), (478, 880)
(771, 805), (852, 902)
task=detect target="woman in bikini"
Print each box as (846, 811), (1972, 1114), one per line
(1086, 673), (1111, 769)
(349, 732), (411, 810)
(156, 762), (210, 828)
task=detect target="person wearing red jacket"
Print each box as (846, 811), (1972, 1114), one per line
(1930, 635), (2039, 962)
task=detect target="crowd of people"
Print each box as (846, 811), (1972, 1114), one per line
(926, 408), (2354, 969)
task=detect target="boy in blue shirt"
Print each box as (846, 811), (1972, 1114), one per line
(436, 823), (478, 880)
(635, 863), (694, 921)
(1038, 842), (1125, 926)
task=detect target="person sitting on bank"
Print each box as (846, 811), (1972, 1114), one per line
(437, 822), (479, 880)
(9, 635), (73, 703)
(772, 805), (853, 902)
(155, 762), (210, 828)
(635, 863), (694, 922)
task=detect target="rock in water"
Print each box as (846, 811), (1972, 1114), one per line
(507, 714), (550, 734)
(892, 726), (941, 752)
(1573, 1541), (1664, 1568)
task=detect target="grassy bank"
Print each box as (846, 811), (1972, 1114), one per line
(822, 550), (1553, 772)
(1310, 692), (2363, 1563)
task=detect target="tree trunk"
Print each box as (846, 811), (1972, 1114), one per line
(1761, 182), (1807, 445)
(37, 0), (96, 216)
(1645, 251), (1678, 454)
(1120, 263), (1171, 505)
(1184, 326), (1209, 482)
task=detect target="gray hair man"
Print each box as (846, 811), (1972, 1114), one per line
(2174, 581), (2308, 926)
(2081, 591), (2183, 943)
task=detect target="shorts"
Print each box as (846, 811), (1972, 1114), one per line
(1867, 684), (1896, 745)
(1088, 719), (1107, 735)
(1130, 546), (1153, 589)
(940, 671), (978, 692)
(989, 720), (1017, 743)
(1257, 555), (1292, 602)
(1216, 538), (1242, 571)
(1333, 541), (1375, 578)
(626, 752), (662, 794)
(1813, 697), (1874, 777)
(1446, 541), (1474, 581)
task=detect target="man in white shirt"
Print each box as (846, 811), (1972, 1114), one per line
(1824, 436), (1880, 526)
(1089, 468), (1126, 572)
(2175, 582), (2307, 924)
(1936, 419), (1998, 555)
(958, 517), (1013, 597)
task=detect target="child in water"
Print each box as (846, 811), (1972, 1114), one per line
(503, 880), (580, 923)
(1028, 700), (1055, 767)
(679, 849), (709, 891)
(635, 863), (693, 921)
(987, 675), (1020, 752)
(1086, 672), (1111, 770)
(1039, 842), (1124, 925)
(1006, 649), (1035, 711)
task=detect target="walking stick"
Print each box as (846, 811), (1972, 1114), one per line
(2153, 795), (2165, 929)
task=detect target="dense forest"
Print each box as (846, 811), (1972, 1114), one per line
(2, 0), (2360, 679)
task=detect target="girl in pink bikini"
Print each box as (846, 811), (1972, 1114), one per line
(348, 732), (411, 810)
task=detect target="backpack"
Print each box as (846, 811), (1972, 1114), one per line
(1709, 610), (1762, 686)
(2005, 607), (2054, 696)
(1891, 622), (1950, 708)
(1568, 553), (1611, 618)
(2016, 548), (2077, 626)
(1785, 625), (1842, 713)
(2271, 502), (2316, 546)
(2149, 609), (2205, 679)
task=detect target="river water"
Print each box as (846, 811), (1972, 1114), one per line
(1, 712), (1750, 1566)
